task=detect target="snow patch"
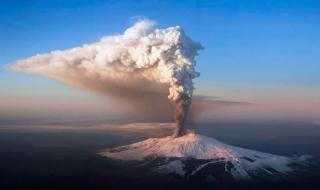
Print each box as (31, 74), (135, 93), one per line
(153, 160), (186, 176)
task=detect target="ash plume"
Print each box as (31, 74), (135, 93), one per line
(11, 19), (203, 137)
(173, 94), (191, 137)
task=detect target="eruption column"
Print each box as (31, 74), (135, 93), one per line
(11, 19), (202, 137)
(173, 94), (191, 137)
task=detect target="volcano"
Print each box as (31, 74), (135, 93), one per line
(99, 131), (310, 181)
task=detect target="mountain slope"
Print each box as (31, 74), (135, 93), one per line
(100, 132), (309, 180)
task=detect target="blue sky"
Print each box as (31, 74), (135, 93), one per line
(1, 0), (320, 121)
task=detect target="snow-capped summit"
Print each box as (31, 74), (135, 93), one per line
(100, 132), (309, 180)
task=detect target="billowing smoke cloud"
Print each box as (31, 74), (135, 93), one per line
(11, 20), (203, 137)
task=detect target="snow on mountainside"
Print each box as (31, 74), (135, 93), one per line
(100, 132), (310, 180)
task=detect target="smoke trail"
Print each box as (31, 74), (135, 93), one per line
(11, 19), (202, 137)
(173, 94), (191, 137)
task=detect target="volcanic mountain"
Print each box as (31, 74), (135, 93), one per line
(100, 131), (309, 181)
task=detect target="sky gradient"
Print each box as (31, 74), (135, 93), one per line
(1, 0), (319, 122)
